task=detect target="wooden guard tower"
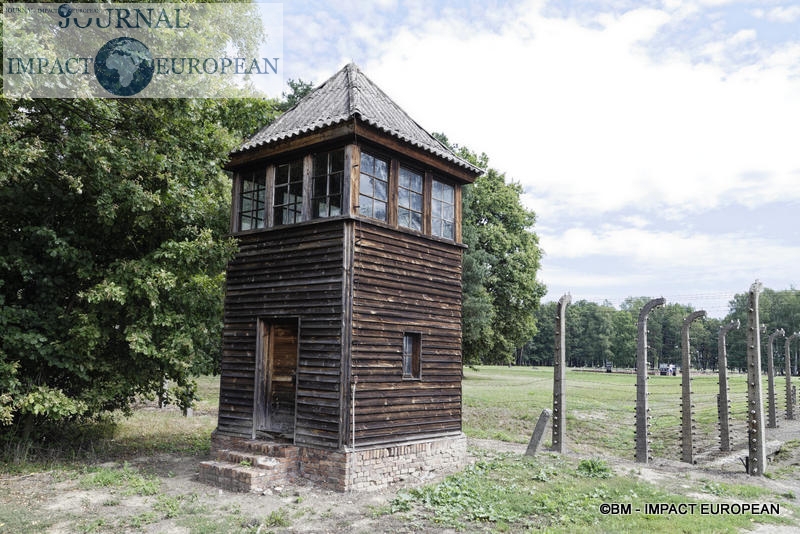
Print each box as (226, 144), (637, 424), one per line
(200, 64), (482, 492)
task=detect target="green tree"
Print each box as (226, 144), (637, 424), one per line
(462, 169), (546, 364)
(433, 134), (545, 365)
(279, 79), (315, 111)
(610, 308), (637, 367)
(726, 287), (800, 372)
(563, 300), (615, 367)
(523, 301), (557, 366)
(0, 97), (278, 434)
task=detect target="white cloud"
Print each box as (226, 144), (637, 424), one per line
(280, 0), (800, 313)
(537, 224), (799, 315)
(764, 6), (800, 23)
(540, 225), (800, 281)
(361, 0), (800, 218)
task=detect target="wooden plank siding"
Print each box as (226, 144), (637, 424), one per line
(219, 220), (346, 448)
(350, 222), (464, 447)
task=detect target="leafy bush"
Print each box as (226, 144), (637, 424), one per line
(577, 458), (612, 478)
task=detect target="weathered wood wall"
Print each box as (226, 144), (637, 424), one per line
(350, 223), (464, 447)
(219, 217), (464, 450)
(219, 220), (345, 448)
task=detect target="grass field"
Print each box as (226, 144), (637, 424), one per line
(464, 366), (761, 461)
(2, 368), (798, 533)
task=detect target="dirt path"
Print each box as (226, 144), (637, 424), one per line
(4, 429), (800, 533)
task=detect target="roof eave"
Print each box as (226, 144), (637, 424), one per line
(228, 117), (483, 181)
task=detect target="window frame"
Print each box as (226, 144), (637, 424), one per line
(272, 158), (304, 226)
(431, 178), (456, 240)
(402, 332), (422, 380)
(358, 150), (390, 222)
(311, 148), (345, 219)
(397, 164), (424, 233)
(237, 168), (267, 232)
(230, 143), (462, 242)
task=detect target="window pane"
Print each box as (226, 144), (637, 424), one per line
(398, 187), (409, 208)
(329, 196), (341, 216)
(374, 200), (387, 221)
(313, 176), (326, 197)
(411, 212), (422, 231)
(239, 171), (267, 232)
(376, 158), (388, 180)
(442, 183), (454, 203)
(290, 160), (303, 179)
(361, 152), (374, 173)
(402, 354), (412, 376)
(360, 175), (373, 196)
(398, 166), (424, 232)
(375, 179), (388, 201)
(402, 333), (420, 378)
(399, 169), (410, 189)
(432, 201), (442, 219)
(290, 181), (303, 197)
(275, 185), (287, 204)
(312, 150), (344, 219)
(411, 192), (423, 212)
(432, 180), (443, 199)
(330, 149), (344, 172)
(359, 196), (372, 217)
(313, 198), (325, 218)
(443, 204), (455, 220)
(358, 151), (389, 222)
(398, 208), (410, 228)
(330, 173), (342, 196)
(276, 164), (289, 184)
(411, 173), (422, 192)
(313, 154), (326, 176)
(443, 221), (454, 239)
(400, 168), (422, 192)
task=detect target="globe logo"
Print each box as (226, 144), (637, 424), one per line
(94, 37), (155, 97)
(58, 4), (73, 18)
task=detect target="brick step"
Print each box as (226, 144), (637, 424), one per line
(209, 433), (299, 459)
(216, 449), (283, 469)
(234, 441), (299, 459)
(199, 458), (295, 493)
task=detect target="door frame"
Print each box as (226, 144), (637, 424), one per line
(253, 317), (300, 440)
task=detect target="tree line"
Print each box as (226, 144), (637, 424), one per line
(521, 289), (800, 372)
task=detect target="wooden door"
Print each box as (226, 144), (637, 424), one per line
(255, 320), (298, 438)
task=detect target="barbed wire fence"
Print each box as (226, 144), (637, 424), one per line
(537, 285), (800, 472)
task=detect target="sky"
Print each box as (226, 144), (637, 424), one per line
(272, 0), (800, 317)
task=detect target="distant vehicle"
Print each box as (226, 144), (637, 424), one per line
(659, 363), (676, 376)
(605, 361), (613, 373)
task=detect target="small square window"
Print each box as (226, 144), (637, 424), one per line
(402, 333), (421, 379)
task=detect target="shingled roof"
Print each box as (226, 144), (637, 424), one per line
(234, 63), (481, 175)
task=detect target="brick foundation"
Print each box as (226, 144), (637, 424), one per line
(200, 432), (466, 492)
